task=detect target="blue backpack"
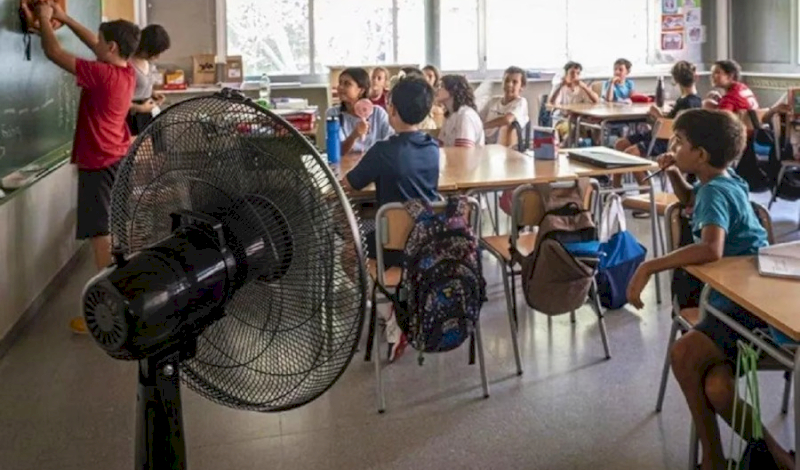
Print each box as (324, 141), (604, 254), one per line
(379, 197), (486, 363)
(595, 195), (647, 310)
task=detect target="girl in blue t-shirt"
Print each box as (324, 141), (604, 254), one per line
(326, 67), (393, 154)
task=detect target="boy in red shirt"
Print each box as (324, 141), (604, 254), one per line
(31, 1), (140, 333)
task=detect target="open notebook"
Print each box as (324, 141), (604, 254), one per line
(757, 240), (800, 280)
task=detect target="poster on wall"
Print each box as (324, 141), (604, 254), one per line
(661, 14), (684, 31)
(662, 0), (702, 14)
(661, 32), (684, 51)
(686, 25), (706, 44)
(685, 7), (701, 24)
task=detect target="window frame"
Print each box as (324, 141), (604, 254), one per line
(219, 0), (678, 83)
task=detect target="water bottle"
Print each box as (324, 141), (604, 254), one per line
(259, 73), (271, 104)
(655, 76), (665, 109)
(326, 117), (341, 164)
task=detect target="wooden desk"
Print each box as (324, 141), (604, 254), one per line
(686, 256), (800, 342)
(553, 103), (657, 147)
(686, 256), (800, 470)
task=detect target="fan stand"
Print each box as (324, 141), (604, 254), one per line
(135, 350), (187, 470)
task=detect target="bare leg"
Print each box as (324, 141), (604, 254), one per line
(91, 235), (112, 271)
(704, 363), (794, 470)
(671, 331), (728, 470)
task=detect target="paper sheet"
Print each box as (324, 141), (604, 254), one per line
(758, 241), (800, 279)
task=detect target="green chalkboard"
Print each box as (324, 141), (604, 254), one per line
(0, 0), (100, 179)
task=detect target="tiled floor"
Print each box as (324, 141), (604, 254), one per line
(1, 193), (798, 470)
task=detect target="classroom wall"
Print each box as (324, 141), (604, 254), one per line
(0, 164), (81, 345)
(731, 0), (799, 73)
(102, 0), (136, 22)
(147, 0), (216, 73)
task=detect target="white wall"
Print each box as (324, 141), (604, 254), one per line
(0, 163), (81, 343)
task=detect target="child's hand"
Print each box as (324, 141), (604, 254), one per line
(35, 1), (54, 21)
(153, 92), (166, 106)
(626, 264), (652, 309)
(611, 76), (622, 85)
(656, 152), (676, 170)
(50, 1), (68, 21)
(354, 118), (369, 139)
(773, 103), (791, 115)
(140, 99), (156, 113)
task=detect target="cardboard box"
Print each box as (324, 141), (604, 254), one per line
(163, 70), (187, 90)
(225, 56), (244, 83)
(192, 54), (217, 85)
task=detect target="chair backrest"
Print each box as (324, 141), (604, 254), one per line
(738, 109), (768, 131)
(664, 200), (775, 254)
(653, 118), (674, 140)
(375, 197), (480, 258)
(590, 81), (603, 96)
(510, 179), (598, 231)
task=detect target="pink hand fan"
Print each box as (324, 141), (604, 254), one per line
(354, 99), (374, 120)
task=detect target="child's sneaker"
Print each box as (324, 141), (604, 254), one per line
(69, 316), (88, 334)
(387, 333), (408, 363)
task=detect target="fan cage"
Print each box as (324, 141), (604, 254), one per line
(111, 91), (367, 412)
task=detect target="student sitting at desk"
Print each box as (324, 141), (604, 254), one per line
(626, 109), (794, 470)
(612, 61), (701, 194)
(703, 60), (759, 112)
(341, 76), (440, 362)
(480, 66), (529, 145)
(437, 75), (485, 148)
(326, 67), (393, 155)
(369, 66), (389, 109)
(548, 61), (600, 140)
(602, 58), (634, 102)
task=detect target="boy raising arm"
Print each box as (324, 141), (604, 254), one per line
(33, 1), (140, 334)
(627, 109), (793, 470)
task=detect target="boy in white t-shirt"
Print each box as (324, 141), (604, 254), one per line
(437, 74), (486, 148)
(548, 61), (600, 140)
(481, 66), (530, 145)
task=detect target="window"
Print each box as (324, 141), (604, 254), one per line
(226, 0), (426, 77)
(227, 0), (312, 75)
(439, 0), (479, 71)
(484, 0), (650, 72)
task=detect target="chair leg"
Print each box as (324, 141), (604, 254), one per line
(365, 287), (377, 362)
(500, 263), (523, 375)
(374, 308), (386, 414)
(688, 423), (699, 470)
(570, 310), (576, 324)
(657, 215), (666, 260)
(493, 192), (500, 236)
(591, 283), (611, 360)
(656, 320), (682, 412)
(475, 322), (490, 399)
(509, 268), (519, 330)
(782, 370), (792, 415)
(769, 166), (787, 209)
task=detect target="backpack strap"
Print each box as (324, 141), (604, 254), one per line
(445, 195), (467, 220)
(405, 199), (429, 220)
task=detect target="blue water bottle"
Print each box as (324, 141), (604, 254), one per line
(326, 117), (341, 164)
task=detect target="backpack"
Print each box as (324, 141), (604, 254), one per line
(509, 179), (599, 315)
(736, 111), (780, 192)
(380, 196), (486, 362)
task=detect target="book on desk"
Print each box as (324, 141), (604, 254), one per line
(758, 240), (800, 280)
(566, 147), (653, 169)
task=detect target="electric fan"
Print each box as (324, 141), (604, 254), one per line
(81, 89), (367, 469)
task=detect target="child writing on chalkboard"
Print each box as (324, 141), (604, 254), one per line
(128, 24), (171, 135)
(29, 1), (140, 334)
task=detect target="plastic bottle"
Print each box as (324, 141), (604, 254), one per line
(655, 76), (665, 108)
(259, 73), (271, 105)
(326, 117), (341, 164)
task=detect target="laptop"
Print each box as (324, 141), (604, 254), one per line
(567, 147), (651, 169)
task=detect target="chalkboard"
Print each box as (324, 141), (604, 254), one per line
(0, 0), (100, 178)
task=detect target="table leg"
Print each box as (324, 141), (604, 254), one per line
(649, 181), (662, 303)
(794, 348), (800, 470)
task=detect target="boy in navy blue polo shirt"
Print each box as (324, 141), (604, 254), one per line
(626, 110), (791, 469)
(342, 75), (440, 362)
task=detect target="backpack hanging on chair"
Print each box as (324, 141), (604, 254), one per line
(736, 110), (780, 192)
(509, 179), (600, 315)
(378, 196), (486, 364)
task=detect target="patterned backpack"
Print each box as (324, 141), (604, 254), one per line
(380, 196), (486, 362)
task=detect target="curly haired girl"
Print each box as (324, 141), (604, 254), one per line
(437, 74), (485, 148)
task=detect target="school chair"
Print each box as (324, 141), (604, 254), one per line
(767, 112), (800, 227)
(479, 179), (611, 362)
(366, 197), (490, 413)
(655, 202), (791, 417)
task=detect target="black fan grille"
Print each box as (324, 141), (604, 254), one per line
(110, 92), (367, 412)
